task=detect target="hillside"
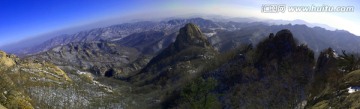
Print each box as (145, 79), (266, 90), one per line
(170, 29), (316, 108)
(0, 50), (71, 108)
(28, 41), (145, 78)
(0, 50), (142, 108)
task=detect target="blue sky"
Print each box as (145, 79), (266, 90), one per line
(0, 0), (359, 47)
(0, 0), (143, 46)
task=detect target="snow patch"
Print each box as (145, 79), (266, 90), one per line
(204, 32), (216, 37)
(333, 52), (339, 58)
(348, 86), (360, 93)
(111, 38), (123, 41)
(76, 70), (88, 75)
(76, 70), (113, 93)
(52, 46), (62, 52)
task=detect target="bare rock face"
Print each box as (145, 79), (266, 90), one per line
(173, 23), (212, 51)
(146, 23), (215, 64)
(130, 23), (217, 86)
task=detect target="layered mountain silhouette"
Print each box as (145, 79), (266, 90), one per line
(14, 18), (360, 80)
(3, 18), (360, 58)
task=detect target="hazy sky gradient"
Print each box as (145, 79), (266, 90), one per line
(0, 0), (359, 46)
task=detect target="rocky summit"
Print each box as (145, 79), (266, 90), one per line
(173, 23), (212, 51)
(130, 23), (218, 86)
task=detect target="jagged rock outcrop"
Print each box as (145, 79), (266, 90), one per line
(130, 23), (218, 86)
(204, 29), (315, 108)
(255, 29), (298, 62)
(173, 23), (212, 50)
(309, 48), (340, 96)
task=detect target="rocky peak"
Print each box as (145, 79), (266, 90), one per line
(130, 24), (217, 85)
(173, 23), (212, 51)
(270, 29), (297, 57)
(143, 23), (215, 66)
(274, 29), (295, 42)
(255, 29), (312, 65)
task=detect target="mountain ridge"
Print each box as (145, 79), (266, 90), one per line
(3, 17), (359, 57)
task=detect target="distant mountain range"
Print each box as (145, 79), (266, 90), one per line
(2, 17), (359, 57)
(2, 19), (360, 108)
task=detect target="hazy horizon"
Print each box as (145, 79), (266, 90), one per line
(1, 0), (359, 47)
